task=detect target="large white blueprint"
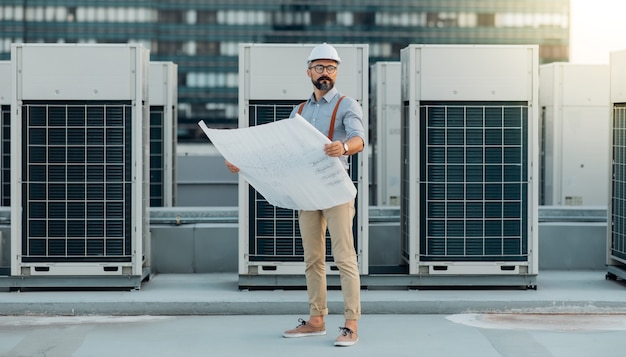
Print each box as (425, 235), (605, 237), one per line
(198, 114), (356, 210)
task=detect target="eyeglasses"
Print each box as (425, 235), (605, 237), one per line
(308, 64), (337, 74)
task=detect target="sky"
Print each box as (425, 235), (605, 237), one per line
(569, 0), (626, 64)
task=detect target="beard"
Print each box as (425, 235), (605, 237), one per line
(312, 76), (334, 91)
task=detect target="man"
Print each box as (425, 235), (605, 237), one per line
(226, 43), (365, 347)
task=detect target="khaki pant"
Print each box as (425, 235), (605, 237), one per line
(298, 199), (361, 320)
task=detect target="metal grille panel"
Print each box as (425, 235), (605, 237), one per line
(1, 105), (9, 206)
(21, 101), (133, 262)
(247, 100), (358, 262)
(149, 106), (165, 207)
(400, 103), (411, 262)
(418, 102), (529, 261)
(611, 105), (626, 261)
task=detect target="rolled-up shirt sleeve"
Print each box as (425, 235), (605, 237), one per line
(340, 97), (366, 146)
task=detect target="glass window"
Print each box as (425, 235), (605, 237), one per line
(156, 41), (182, 55)
(216, 10), (226, 24)
(106, 7), (117, 22)
(1, 39), (12, 53)
(218, 10), (258, 25)
(337, 12), (353, 26)
(370, 43), (392, 57)
(225, 104), (237, 118)
(37, 6), (45, 21)
(376, 13), (389, 26)
(496, 12), (568, 28)
(226, 73), (238, 88)
(183, 41), (196, 56)
(209, 73), (225, 87)
(220, 42), (239, 56)
(311, 11), (336, 26)
(186, 10), (196, 24)
(273, 11), (310, 27)
(14, 6), (24, 21)
(185, 72), (237, 88)
(426, 13), (458, 27)
(76, 7), (92, 22)
(65, 7), (76, 22)
(197, 41), (219, 55)
(458, 13), (477, 27)
(539, 44), (569, 61)
(353, 11), (374, 26)
(225, 11), (237, 24)
(186, 72), (199, 87)
(25, 6), (45, 21)
(127, 8), (137, 22)
(426, 13), (437, 27)
(45, 7), (56, 21)
(158, 9), (183, 23)
(56, 7), (67, 22)
(96, 7), (105, 22)
(198, 10), (217, 24)
(136, 8), (155, 22)
(477, 13), (495, 27)
(118, 7), (129, 22)
(254, 11), (268, 25)
(377, 12), (426, 27)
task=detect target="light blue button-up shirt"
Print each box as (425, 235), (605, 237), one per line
(289, 87), (366, 169)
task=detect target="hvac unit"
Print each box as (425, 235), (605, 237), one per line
(400, 45), (538, 287)
(238, 43), (368, 287)
(8, 44), (150, 289)
(607, 49), (626, 281)
(370, 62), (401, 206)
(0, 61), (9, 207)
(539, 63), (610, 206)
(149, 61), (178, 207)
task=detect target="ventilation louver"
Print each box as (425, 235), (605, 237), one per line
(1, 104), (9, 206)
(246, 101), (359, 262)
(416, 102), (528, 262)
(148, 61), (177, 207)
(149, 106), (166, 206)
(611, 104), (626, 262)
(21, 101), (133, 262)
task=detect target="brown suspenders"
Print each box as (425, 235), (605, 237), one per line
(297, 95), (346, 141)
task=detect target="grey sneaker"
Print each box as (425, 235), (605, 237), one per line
(282, 318), (326, 338)
(334, 327), (359, 347)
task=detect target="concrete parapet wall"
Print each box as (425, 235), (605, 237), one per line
(0, 206), (609, 274)
(149, 219), (607, 274)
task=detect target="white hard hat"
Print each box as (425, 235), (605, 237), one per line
(307, 43), (341, 64)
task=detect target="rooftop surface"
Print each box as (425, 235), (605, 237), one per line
(1, 270), (624, 316)
(1, 270), (626, 357)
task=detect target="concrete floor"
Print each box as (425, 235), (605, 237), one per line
(1, 270), (626, 356)
(1, 314), (626, 357)
(1, 270), (625, 315)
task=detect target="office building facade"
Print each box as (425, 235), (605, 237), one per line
(0, 0), (570, 142)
